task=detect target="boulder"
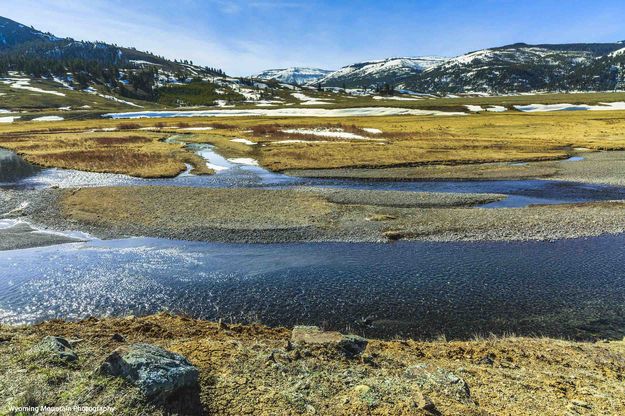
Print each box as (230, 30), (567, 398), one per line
(32, 336), (77, 362)
(291, 326), (368, 358)
(100, 343), (199, 402)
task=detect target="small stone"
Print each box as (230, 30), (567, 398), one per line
(99, 343), (199, 402)
(384, 230), (405, 241)
(111, 333), (125, 342)
(291, 326), (368, 358)
(477, 354), (495, 366)
(414, 392), (437, 412)
(33, 336), (78, 362)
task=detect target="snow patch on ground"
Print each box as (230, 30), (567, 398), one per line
(465, 105), (507, 112)
(270, 139), (332, 144)
(32, 116), (64, 122)
(515, 102), (625, 112)
(227, 158), (259, 166)
(0, 116), (19, 123)
(282, 128), (370, 140)
(230, 138), (256, 145)
(362, 128), (383, 134)
(215, 100), (235, 108)
(91, 127), (118, 132)
(373, 95), (420, 101)
(181, 127), (215, 131)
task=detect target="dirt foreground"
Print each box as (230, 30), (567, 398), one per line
(1, 314), (623, 415)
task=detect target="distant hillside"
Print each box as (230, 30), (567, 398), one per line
(252, 67), (332, 85)
(0, 17), (58, 49)
(404, 42), (625, 94)
(0, 16), (225, 102)
(314, 42), (625, 94)
(315, 57), (448, 89)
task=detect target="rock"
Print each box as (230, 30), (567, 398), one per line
(111, 333), (125, 342)
(383, 230), (406, 241)
(477, 354), (495, 366)
(404, 363), (471, 403)
(291, 326), (368, 358)
(32, 336), (78, 362)
(414, 392), (438, 413)
(99, 343), (199, 402)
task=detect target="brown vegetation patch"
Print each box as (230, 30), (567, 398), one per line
(116, 122), (142, 130)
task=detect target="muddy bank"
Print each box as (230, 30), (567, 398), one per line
(19, 186), (625, 243)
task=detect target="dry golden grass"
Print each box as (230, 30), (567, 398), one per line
(2, 314), (623, 415)
(0, 129), (212, 178)
(247, 111), (625, 170)
(3, 109), (625, 174)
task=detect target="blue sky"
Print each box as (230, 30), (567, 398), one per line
(2, 0), (625, 75)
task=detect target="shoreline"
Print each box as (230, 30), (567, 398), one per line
(5, 186), (625, 247)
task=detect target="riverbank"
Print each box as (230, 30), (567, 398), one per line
(285, 150), (625, 185)
(1, 313), (623, 415)
(8, 186), (625, 245)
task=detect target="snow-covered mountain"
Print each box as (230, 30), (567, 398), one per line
(311, 42), (625, 93)
(253, 67), (333, 85)
(402, 42), (625, 93)
(315, 57), (448, 88)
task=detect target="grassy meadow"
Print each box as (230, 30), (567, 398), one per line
(3, 88), (625, 176)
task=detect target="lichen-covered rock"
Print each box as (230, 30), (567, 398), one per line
(32, 336), (77, 362)
(291, 326), (368, 358)
(99, 343), (199, 402)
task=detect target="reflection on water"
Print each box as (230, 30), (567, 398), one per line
(1, 236), (625, 340)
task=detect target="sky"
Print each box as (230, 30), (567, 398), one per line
(2, 0), (625, 76)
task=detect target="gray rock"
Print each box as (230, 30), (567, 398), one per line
(100, 343), (199, 402)
(33, 336), (78, 362)
(291, 326), (368, 358)
(404, 363), (471, 403)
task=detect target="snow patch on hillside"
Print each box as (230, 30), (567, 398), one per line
(291, 93), (332, 105)
(105, 107), (467, 119)
(4, 78), (66, 96)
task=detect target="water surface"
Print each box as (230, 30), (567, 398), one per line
(1, 236), (624, 340)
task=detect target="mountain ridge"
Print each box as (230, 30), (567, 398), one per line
(252, 67), (333, 85)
